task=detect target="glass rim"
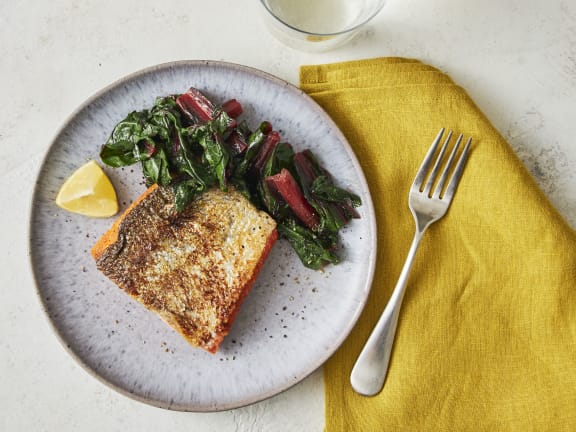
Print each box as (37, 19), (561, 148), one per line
(259, 0), (386, 37)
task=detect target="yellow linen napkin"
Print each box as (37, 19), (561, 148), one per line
(300, 58), (576, 432)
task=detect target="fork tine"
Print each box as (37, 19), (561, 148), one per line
(432, 133), (463, 198)
(423, 130), (452, 196)
(441, 136), (472, 201)
(412, 128), (445, 190)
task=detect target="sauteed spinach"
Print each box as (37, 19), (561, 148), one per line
(100, 87), (361, 269)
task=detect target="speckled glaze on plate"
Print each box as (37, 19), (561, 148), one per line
(29, 61), (377, 411)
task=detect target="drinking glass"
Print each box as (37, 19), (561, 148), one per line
(259, 0), (387, 52)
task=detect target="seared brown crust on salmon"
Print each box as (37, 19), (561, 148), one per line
(91, 184), (159, 261)
(91, 186), (277, 353)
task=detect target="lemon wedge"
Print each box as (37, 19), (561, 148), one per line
(55, 160), (118, 217)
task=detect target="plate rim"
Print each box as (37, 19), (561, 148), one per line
(28, 59), (378, 411)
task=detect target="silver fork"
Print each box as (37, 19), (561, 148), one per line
(350, 128), (472, 396)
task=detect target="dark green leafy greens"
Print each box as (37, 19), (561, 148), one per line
(277, 220), (340, 270)
(311, 175), (362, 207)
(99, 87), (362, 269)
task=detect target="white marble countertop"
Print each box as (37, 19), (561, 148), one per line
(1, 0), (575, 430)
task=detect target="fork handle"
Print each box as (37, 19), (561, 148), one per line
(350, 230), (424, 396)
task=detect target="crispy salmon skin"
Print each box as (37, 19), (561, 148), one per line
(91, 185), (277, 353)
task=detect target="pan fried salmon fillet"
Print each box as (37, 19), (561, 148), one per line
(91, 184), (278, 353)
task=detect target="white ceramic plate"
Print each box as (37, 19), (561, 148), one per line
(29, 61), (377, 411)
